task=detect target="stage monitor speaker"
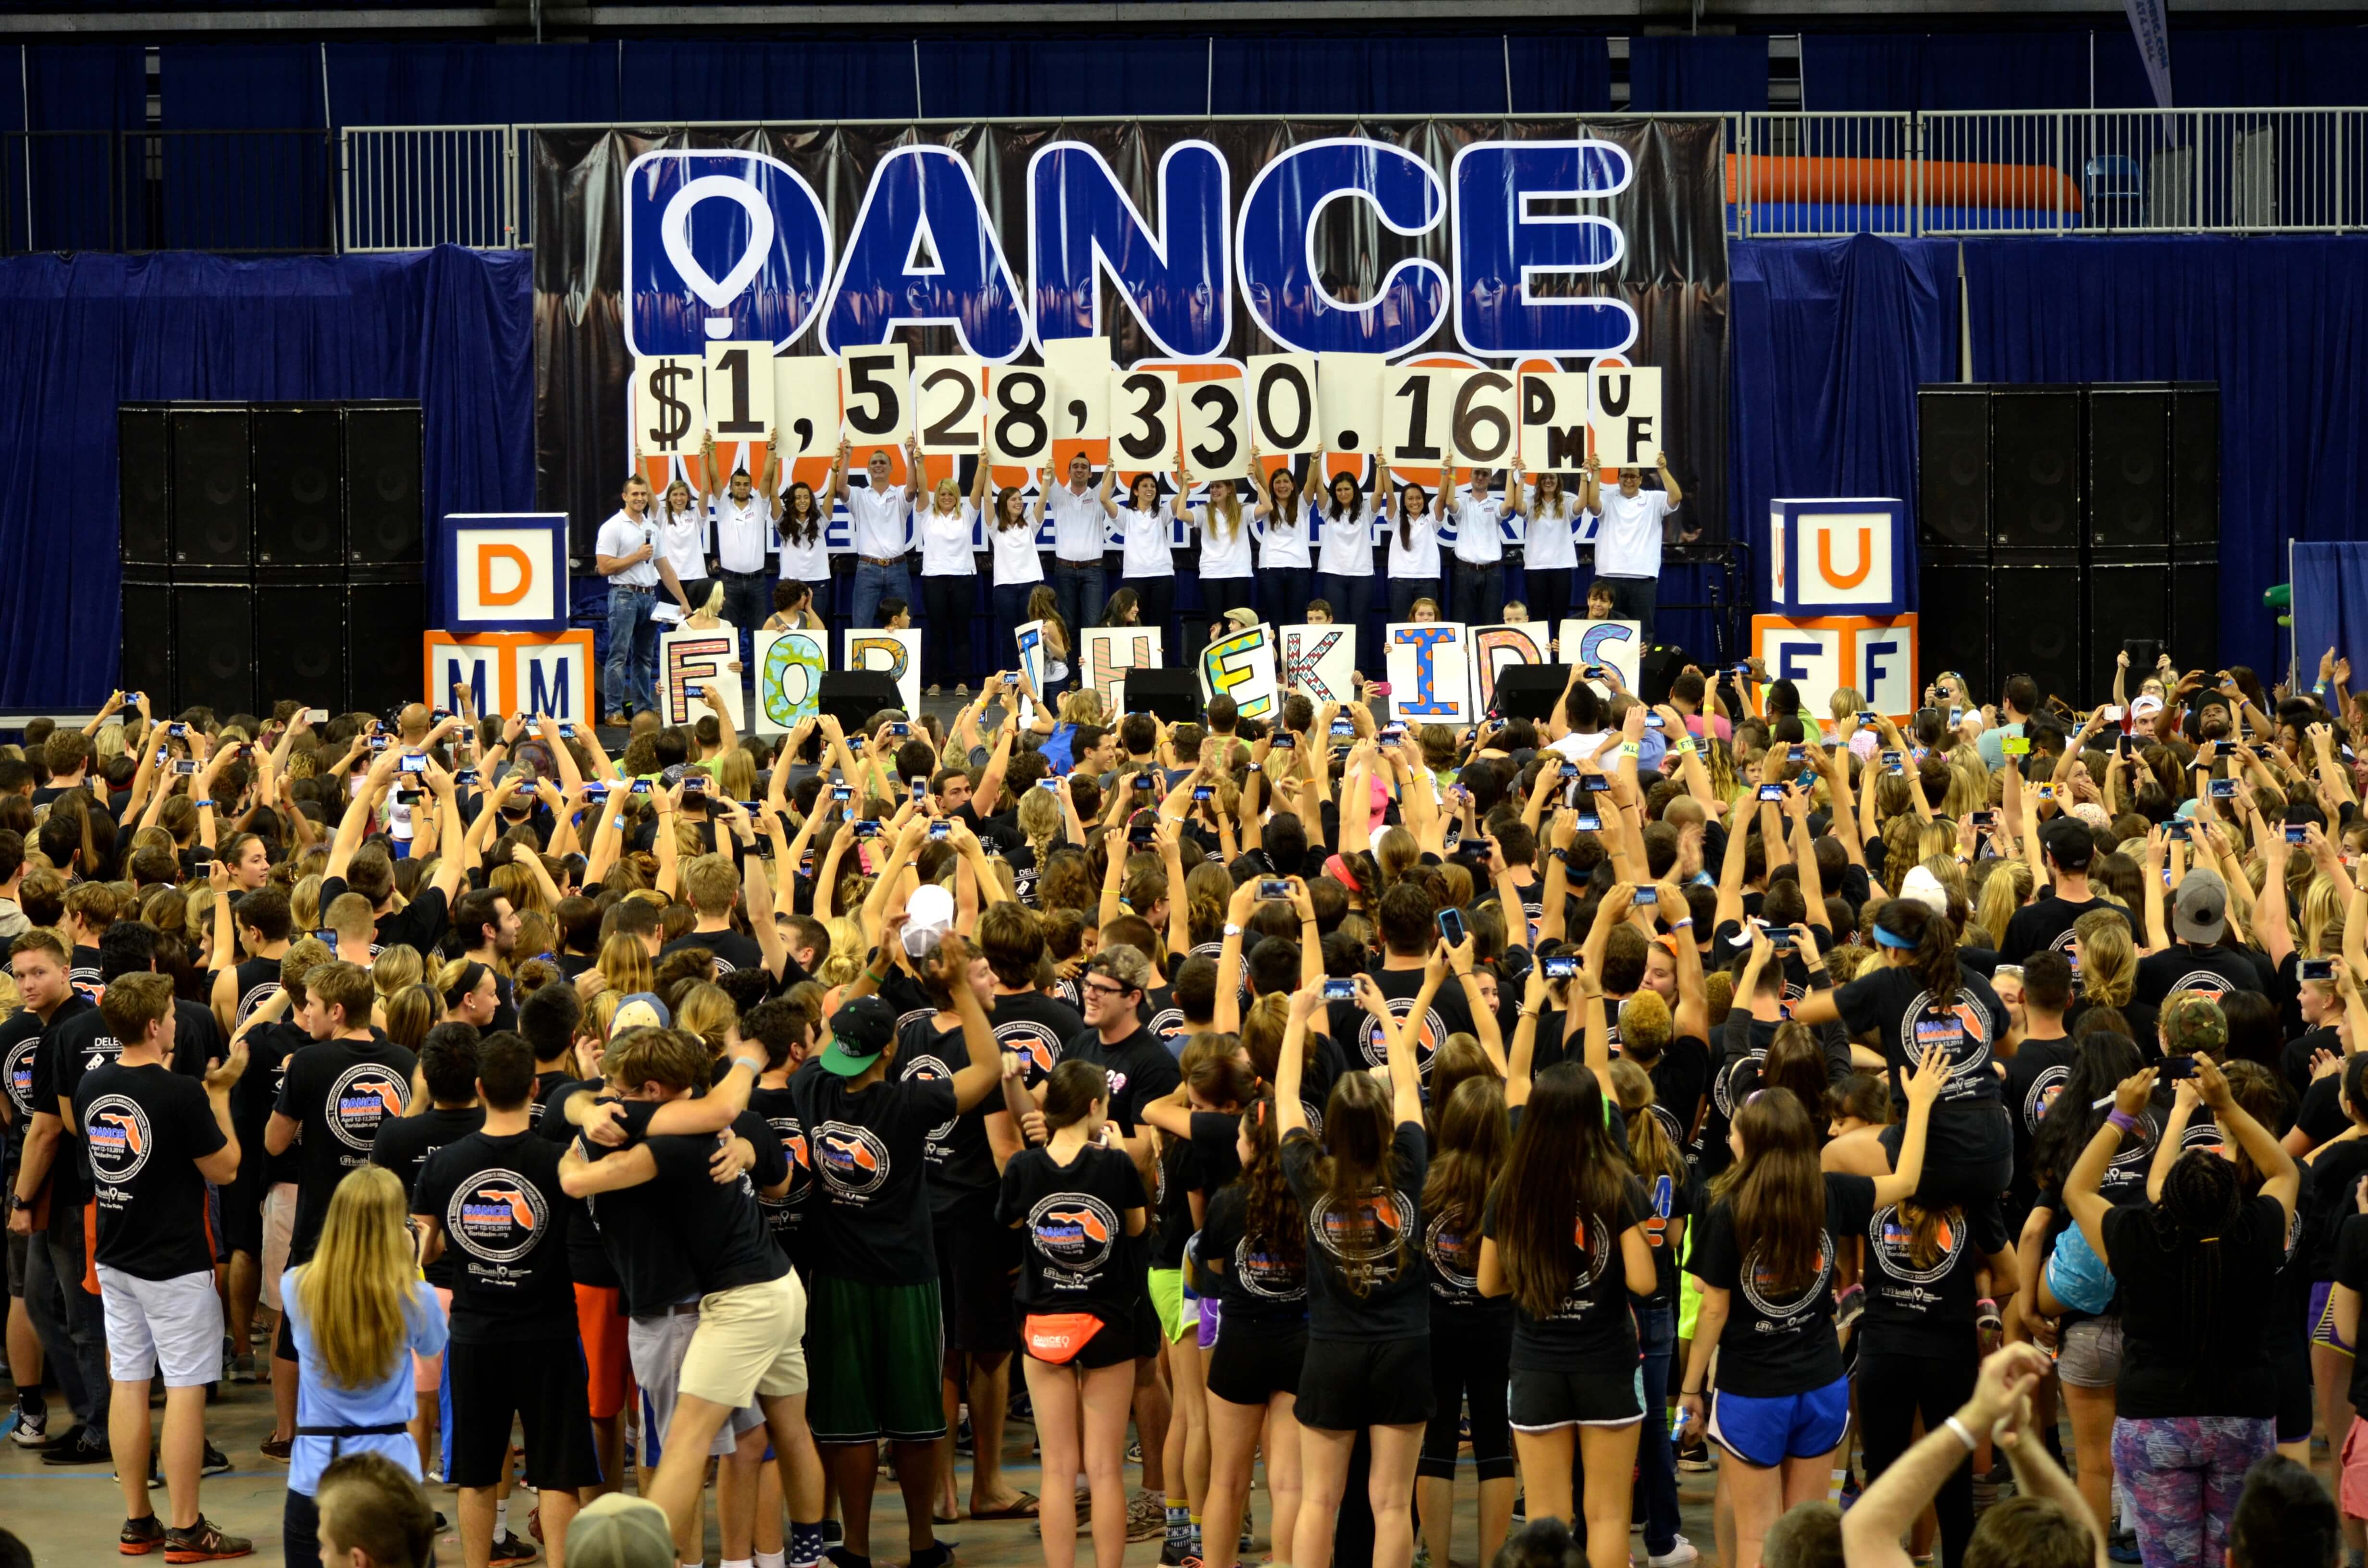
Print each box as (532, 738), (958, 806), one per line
(251, 406), (345, 568)
(2170, 384), (2219, 549)
(1123, 668), (1201, 724)
(1991, 560), (2084, 708)
(2084, 562), (2169, 707)
(2085, 386), (2171, 558)
(345, 404), (423, 566)
(170, 407), (251, 569)
(1493, 665), (1573, 722)
(816, 671), (904, 731)
(1638, 646), (1688, 707)
(1918, 564), (1995, 708)
(2171, 561), (2219, 673)
(346, 576), (425, 717)
(173, 582), (257, 716)
(120, 572), (173, 709)
(1916, 387), (1991, 555)
(258, 581), (347, 709)
(1989, 387), (2082, 554)
(118, 405), (172, 567)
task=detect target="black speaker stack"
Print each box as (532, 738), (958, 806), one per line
(1916, 382), (2218, 709)
(119, 402), (425, 719)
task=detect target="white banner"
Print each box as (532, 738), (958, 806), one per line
(1080, 626), (1163, 712)
(1278, 623), (1357, 704)
(1468, 622), (1551, 716)
(1554, 617), (1644, 696)
(843, 626), (922, 714)
(752, 628), (828, 735)
(1384, 621), (1476, 723)
(1200, 622), (1280, 721)
(659, 623), (744, 728)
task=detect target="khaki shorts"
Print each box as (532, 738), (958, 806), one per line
(678, 1270), (810, 1409)
(631, 1309), (767, 1462)
(2058, 1314), (2124, 1390)
(259, 1182), (297, 1312)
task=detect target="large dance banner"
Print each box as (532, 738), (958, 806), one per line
(532, 118), (1729, 560)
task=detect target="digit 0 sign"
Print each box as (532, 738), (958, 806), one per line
(1247, 353), (1320, 456)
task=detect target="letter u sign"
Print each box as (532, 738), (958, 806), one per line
(1766, 499), (1905, 618)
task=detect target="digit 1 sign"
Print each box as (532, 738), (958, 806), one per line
(634, 354), (707, 492)
(704, 341), (774, 483)
(1383, 367), (1459, 484)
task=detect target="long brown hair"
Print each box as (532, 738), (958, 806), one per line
(1493, 1063), (1635, 1321)
(994, 485), (1032, 533)
(1609, 1058), (1686, 1191)
(1420, 1074), (1507, 1267)
(1303, 1066), (1408, 1296)
(1236, 1094), (1305, 1276)
(778, 481), (822, 548)
(1709, 1086), (1826, 1295)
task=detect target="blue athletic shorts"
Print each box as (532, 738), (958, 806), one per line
(1705, 1376), (1851, 1469)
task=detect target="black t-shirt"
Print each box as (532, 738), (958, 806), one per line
(320, 875), (449, 957)
(1483, 1176), (1653, 1372)
(991, 991), (1085, 1092)
(1061, 1025), (1183, 1138)
(1711, 922), (1835, 1015)
(228, 956), (283, 1029)
(1327, 964), (1475, 1083)
(277, 1034), (419, 1266)
(412, 1127), (576, 1343)
(1, 1007), (53, 1166)
(69, 944), (103, 1001)
(372, 1105), (486, 1289)
(1281, 1119), (1428, 1342)
(895, 1016), (1000, 1218)
(2331, 1214), (2368, 1413)
(1201, 1180), (1308, 1327)
(2002, 893), (2129, 968)
(1692, 1173), (1875, 1398)
(535, 1079), (622, 1290)
(1140, 984), (1191, 1054)
(75, 1061), (224, 1280)
(2299, 1133), (2368, 1282)
(747, 1082), (812, 1262)
(997, 1142), (1147, 1319)
(2001, 1034), (2076, 1224)
(2109, 1195), (2286, 1419)
(662, 926), (767, 977)
(1860, 1198), (2010, 1360)
(1834, 966), (2012, 1169)
(2297, 1076), (2349, 1149)
(584, 1106), (789, 1315)
(2136, 943), (2269, 1008)
(1421, 1196), (1504, 1323)
(1633, 1036), (1712, 1152)
(2285, 1025), (2344, 1109)
(40, 999), (215, 1206)
(787, 1054), (954, 1286)
(232, 1019), (306, 1188)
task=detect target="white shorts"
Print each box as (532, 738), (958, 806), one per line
(629, 1308), (766, 1466)
(99, 1265), (225, 1387)
(259, 1182), (297, 1311)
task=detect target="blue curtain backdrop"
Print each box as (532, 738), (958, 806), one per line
(2288, 545), (2368, 693)
(0, 246), (532, 707)
(1962, 235), (2368, 679)
(1628, 37), (1769, 114)
(1806, 26), (2368, 112)
(1728, 235), (1961, 632)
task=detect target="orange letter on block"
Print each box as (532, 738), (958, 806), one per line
(1816, 528), (1873, 591)
(479, 544), (533, 607)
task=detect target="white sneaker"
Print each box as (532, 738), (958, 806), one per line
(1646, 1537), (1699, 1567)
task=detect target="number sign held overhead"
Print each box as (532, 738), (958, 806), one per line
(1591, 364), (1660, 469)
(839, 343), (910, 453)
(1317, 352), (1384, 454)
(634, 355), (706, 490)
(1450, 371), (1518, 469)
(914, 355), (987, 455)
(1383, 367), (1458, 478)
(1182, 374), (1249, 483)
(1043, 336), (1111, 469)
(985, 365), (1052, 465)
(1247, 353), (1320, 456)
(704, 341), (773, 478)
(772, 355), (841, 490)
(1111, 368), (1179, 473)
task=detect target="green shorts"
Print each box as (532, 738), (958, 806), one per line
(803, 1273), (947, 1445)
(1147, 1266), (1199, 1344)
(1677, 1219), (1702, 1341)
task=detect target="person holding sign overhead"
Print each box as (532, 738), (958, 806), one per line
(1446, 468), (1511, 629)
(596, 473), (696, 724)
(991, 475), (1050, 637)
(1503, 462), (1588, 638)
(1385, 478), (1447, 627)
(1193, 476), (1257, 624)
(1247, 451), (1315, 628)
(1591, 454), (1688, 639)
(917, 434), (990, 695)
(1045, 452), (1110, 649)
(775, 437), (837, 631)
(703, 435), (782, 678)
(1102, 460), (1184, 652)
(837, 437), (916, 633)
(1315, 462), (1387, 674)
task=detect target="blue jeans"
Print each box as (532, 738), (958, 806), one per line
(1635, 1302), (1680, 1557)
(1451, 562), (1505, 626)
(850, 559), (913, 632)
(34, 1202), (110, 1428)
(1259, 566), (1313, 627)
(603, 584), (659, 718)
(1315, 572), (1377, 674)
(1387, 576), (1441, 625)
(1054, 558), (1106, 636)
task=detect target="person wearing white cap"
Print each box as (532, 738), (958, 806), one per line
(2136, 867), (2269, 1005)
(565, 1492), (674, 1568)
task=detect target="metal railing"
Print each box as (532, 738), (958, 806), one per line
(0, 129), (336, 254)
(342, 125), (516, 252)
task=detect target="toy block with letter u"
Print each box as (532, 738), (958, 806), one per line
(1766, 499), (1906, 617)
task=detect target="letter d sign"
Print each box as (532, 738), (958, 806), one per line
(439, 514), (571, 633)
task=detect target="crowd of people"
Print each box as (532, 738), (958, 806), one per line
(596, 442), (1690, 723)
(6, 643), (2368, 1568)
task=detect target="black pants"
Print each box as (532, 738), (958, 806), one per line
(1859, 1348), (1980, 1568)
(1202, 576), (1256, 623)
(921, 574), (973, 687)
(1526, 567), (1574, 631)
(1260, 566), (1313, 627)
(1450, 564), (1505, 627)
(1125, 575), (1176, 651)
(1418, 1308), (1513, 1482)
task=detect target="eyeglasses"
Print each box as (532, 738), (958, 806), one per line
(1082, 980), (1136, 1000)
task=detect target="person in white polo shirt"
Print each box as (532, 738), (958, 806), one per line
(834, 437), (916, 631)
(1589, 453), (1690, 639)
(1043, 451), (1111, 645)
(1445, 467), (1510, 627)
(595, 474), (694, 724)
(703, 434), (784, 687)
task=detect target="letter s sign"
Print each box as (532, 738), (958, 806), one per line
(624, 151), (835, 357)
(1451, 141), (1636, 358)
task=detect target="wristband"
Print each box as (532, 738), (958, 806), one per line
(1672, 918), (1694, 929)
(2105, 1109), (2139, 1134)
(1669, 737), (1696, 756)
(1223, 923), (1243, 937)
(1619, 741), (1641, 759)
(1943, 1416), (1978, 1452)
(195, 799), (216, 808)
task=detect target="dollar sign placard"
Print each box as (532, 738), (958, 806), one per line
(635, 354), (707, 492)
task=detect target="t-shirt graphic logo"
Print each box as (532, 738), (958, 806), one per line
(900, 1053), (959, 1144)
(1740, 1230), (1836, 1322)
(2169, 972), (2229, 1003)
(994, 1021), (1063, 1087)
(2023, 1064), (2069, 1134)
(328, 1064), (411, 1151)
(3, 1035), (37, 1119)
(1147, 1004), (1185, 1043)
(84, 1093), (153, 1183)
(1424, 1213), (1480, 1294)
(1236, 1236), (1306, 1301)
(1311, 1187), (1414, 1286)
(1870, 1203), (1962, 1287)
(447, 1170), (550, 1264)
(1357, 1000), (1447, 1078)
(762, 1117), (811, 1211)
(1897, 989), (1993, 1093)
(815, 1122), (891, 1196)
(1028, 1193), (1119, 1274)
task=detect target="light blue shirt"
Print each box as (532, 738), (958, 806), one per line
(282, 1268), (448, 1496)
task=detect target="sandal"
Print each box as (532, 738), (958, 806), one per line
(970, 1493), (1040, 1520)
